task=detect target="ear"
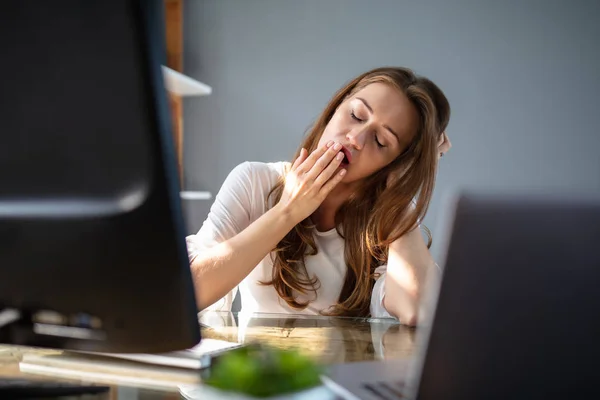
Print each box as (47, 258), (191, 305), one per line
(438, 131), (452, 158)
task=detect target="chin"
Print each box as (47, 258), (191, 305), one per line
(339, 170), (360, 184)
(340, 168), (377, 186)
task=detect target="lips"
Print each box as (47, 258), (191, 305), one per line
(340, 145), (352, 165)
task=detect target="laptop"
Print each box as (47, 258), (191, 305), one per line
(323, 192), (600, 400)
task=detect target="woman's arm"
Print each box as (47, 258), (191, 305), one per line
(383, 227), (438, 326)
(382, 132), (451, 323)
(192, 141), (346, 310)
(191, 203), (297, 309)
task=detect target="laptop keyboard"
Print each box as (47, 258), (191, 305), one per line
(362, 380), (406, 399)
(0, 378), (110, 397)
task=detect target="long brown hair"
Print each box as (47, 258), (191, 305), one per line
(262, 67), (450, 317)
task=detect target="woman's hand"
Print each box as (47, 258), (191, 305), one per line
(438, 131), (452, 159)
(278, 141), (346, 223)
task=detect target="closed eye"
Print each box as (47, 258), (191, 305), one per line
(350, 110), (363, 122)
(351, 110), (386, 148)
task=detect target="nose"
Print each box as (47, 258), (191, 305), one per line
(346, 126), (370, 150)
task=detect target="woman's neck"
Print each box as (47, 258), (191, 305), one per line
(311, 183), (357, 232)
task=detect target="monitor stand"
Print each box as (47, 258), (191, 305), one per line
(0, 308), (111, 398)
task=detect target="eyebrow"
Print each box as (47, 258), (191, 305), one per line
(355, 97), (400, 142)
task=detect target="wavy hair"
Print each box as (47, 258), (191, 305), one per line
(261, 67), (450, 317)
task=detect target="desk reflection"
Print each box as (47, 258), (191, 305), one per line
(0, 312), (417, 399)
(199, 311), (416, 364)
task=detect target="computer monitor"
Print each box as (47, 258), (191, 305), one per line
(0, 0), (200, 353)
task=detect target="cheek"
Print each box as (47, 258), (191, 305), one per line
(328, 115), (350, 137)
(317, 126), (332, 148)
(353, 154), (395, 178)
(320, 117), (343, 142)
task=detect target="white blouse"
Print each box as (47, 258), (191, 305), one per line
(185, 161), (393, 318)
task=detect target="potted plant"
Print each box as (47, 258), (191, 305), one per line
(179, 344), (335, 399)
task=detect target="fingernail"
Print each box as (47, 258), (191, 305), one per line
(336, 152), (344, 160)
(340, 169), (347, 176)
(334, 143), (342, 151)
(326, 141), (334, 148)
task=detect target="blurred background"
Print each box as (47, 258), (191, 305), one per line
(179, 0), (600, 257)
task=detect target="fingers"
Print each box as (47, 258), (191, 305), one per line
(314, 150), (344, 186)
(305, 142), (342, 180)
(320, 167), (346, 196)
(296, 141), (334, 174)
(292, 148), (307, 170)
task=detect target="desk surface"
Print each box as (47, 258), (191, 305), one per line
(0, 312), (416, 399)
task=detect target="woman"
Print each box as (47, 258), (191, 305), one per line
(186, 67), (451, 325)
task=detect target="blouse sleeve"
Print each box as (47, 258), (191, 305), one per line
(186, 162), (256, 311)
(370, 264), (395, 319)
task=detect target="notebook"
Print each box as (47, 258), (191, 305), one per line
(19, 339), (242, 391)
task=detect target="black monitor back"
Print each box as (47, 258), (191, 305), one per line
(413, 194), (600, 399)
(0, 0), (200, 353)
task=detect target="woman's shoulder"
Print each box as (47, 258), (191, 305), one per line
(248, 160), (290, 177)
(222, 161), (290, 216)
(230, 161), (290, 185)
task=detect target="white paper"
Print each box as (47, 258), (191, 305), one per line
(82, 338), (242, 370)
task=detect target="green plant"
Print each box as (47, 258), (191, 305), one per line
(204, 344), (323, 398)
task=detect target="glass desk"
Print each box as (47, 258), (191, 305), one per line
(0, 312), (415, 399)
(200, 311), (415, 363)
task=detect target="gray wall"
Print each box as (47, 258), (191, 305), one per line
(181, 0), (600, 255)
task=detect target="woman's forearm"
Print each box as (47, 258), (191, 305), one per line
(190, 203), (297, 310)
(384, 227), (437, 325)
